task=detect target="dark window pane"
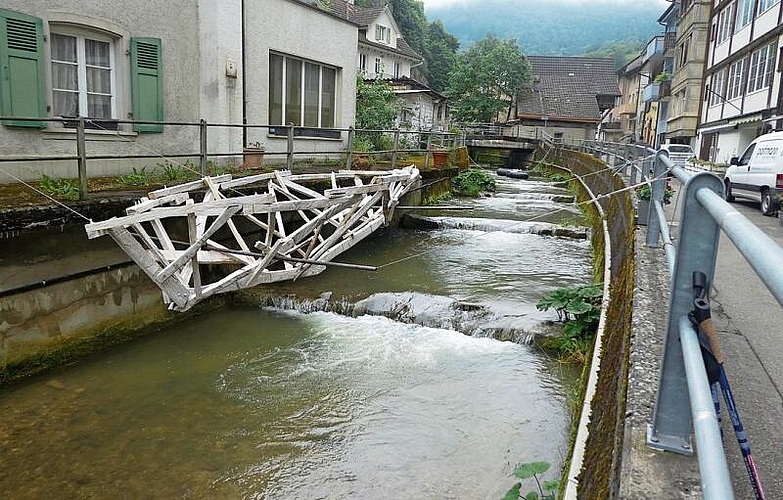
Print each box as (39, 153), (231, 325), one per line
(269, 53), (283, 125)
(285, 58), (302, 126)
(321, 67), (335, 128)
(304, 63), (320, 127)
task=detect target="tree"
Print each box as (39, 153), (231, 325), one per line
(355, 77), (401, 150)
(446, 35), (531, 123)
(423, 20), (459, 92)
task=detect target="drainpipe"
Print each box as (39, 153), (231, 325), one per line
(241, 0), (247, 147)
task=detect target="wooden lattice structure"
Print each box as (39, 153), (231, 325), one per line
(85, 167), (420, 311)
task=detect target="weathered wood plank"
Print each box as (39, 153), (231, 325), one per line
(219, 170), (291, 189)
(108, 227), (190, 308)
(148, 174), (232, 199)
(85, 194), (274, 237)
(157, 206), (241, 281)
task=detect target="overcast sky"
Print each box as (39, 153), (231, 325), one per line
(424, 0), (669, 8)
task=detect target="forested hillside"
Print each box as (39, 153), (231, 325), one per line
(425, 0), (665, 66)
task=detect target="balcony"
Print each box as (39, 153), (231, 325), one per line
(643, 83), (660, 102)
(664, 32), (676, 54)
(602, 121), (621, 130)
(643, 36), (664, 63)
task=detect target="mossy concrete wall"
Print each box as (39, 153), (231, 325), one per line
(0, 266), (222, 384)
(533, 146), (635, 499)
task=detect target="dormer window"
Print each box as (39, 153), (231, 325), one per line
(375, 24), (391, 44)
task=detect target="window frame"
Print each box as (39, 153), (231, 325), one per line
(735, 0), (754, 31)
(268, 52), (339, 138)
(726, 57), (746, 100)
(49, 25), (117, 121)
(747, 43), (776, 94)
(757, 0), (780, 16)
(709, 68), (728, 107)
(375, 24), (391, 44)
(716, 3), (735, 44)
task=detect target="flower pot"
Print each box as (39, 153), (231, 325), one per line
(243, 147), (264, 169)
(431, 150), (449, 169)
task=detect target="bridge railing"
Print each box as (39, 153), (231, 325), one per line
(0, 116), (466, 199)
(542, 134), (783, 499)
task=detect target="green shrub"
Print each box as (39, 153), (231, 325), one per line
(157, 161), (189, 183)
(353, 134), (375, 153)
(39, 174), (79, 200)
(537, 283), (603, 361)
(118, 166), (151, 187)
(451, 168), (496, 197)
(502, 461), (559, 500)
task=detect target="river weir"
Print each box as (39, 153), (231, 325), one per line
(0, 171), (593, 499)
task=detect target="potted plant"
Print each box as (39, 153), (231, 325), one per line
(635, 183), (674, 225)
(243, 141), (265, 169)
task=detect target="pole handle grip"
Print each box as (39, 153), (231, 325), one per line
(699, 317), (725, 365)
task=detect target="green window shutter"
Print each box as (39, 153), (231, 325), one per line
(0, 9), (46, 128)
(130, 37), (163, 133)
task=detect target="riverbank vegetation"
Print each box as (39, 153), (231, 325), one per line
(450, 168), (496, 197)
(536, 283), (603, 363)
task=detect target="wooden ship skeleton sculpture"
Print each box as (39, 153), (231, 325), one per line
(85, 167), (420, 311)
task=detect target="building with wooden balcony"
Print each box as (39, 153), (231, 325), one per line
(697, 0), (783, 163)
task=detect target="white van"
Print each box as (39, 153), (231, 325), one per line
(724, 131), (783, 216)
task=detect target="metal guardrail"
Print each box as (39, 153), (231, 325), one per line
(0, 116), (464, 200)
(548, 136), (783, 499)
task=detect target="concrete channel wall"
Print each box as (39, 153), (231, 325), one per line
(534, 147), (636, 499)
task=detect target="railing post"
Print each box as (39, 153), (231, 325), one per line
(346, 126), (355, 170)
(76, 116), (88, 201)
(199, 119), (208, 176)
(630, 144), (639, 186)
(286, 125), (294, 171)
(646, 150), (668, 248)
(391, 128), (400, 170)
(648, 171), (725, 455)
(424, 131), (432, 170)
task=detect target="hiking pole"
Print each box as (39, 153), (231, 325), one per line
(691, 272), (767, 500)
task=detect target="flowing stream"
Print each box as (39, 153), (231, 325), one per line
(0, 172), (593, 499)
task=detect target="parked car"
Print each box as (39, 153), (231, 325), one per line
(724, 131), (783, 216)
(659, 143), (696, 169)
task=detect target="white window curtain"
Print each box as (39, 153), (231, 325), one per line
(50, 31), (114, 119)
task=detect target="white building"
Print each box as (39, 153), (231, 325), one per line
(697, 0), (783, 163)
(346, 0), (449, 131)
(0, 0), (359, 180)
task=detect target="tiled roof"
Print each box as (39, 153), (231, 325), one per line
(395, 37), (421, 60)
(516, 56), (620, 122)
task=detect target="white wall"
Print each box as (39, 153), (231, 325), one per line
(245, 0), (358, 154)
(198, 0), (243, 158)
(0, 0), (203, 181)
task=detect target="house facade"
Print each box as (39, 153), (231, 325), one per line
(0, 0), (359, 181)
(666, 0), (712, 147)
(512, 56), (620, 142)
(347, 0), (448, 131)
(697, 0), (783, 162)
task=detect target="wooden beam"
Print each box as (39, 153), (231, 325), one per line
(148, 174), (232, 199)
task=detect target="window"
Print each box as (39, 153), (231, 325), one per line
(374, 57), (383, 75)
(735, 0), (754, 30)
(737, 143), (755, 165)
(268, 52), (337, 132)
(726, 57), (746, 100)
(0, 9), (161, 132)
(757, 0), (780, 15)
(747, 43), (776, 93)
(716, 3), (735, 44)
(359, 54), (367, 72)
(375, 24), (391, 44)
(709, 68), (727, 107)
(394, 62), (401, 78)
(678, 34), (691, 68)
(51, 31), (114, 119)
